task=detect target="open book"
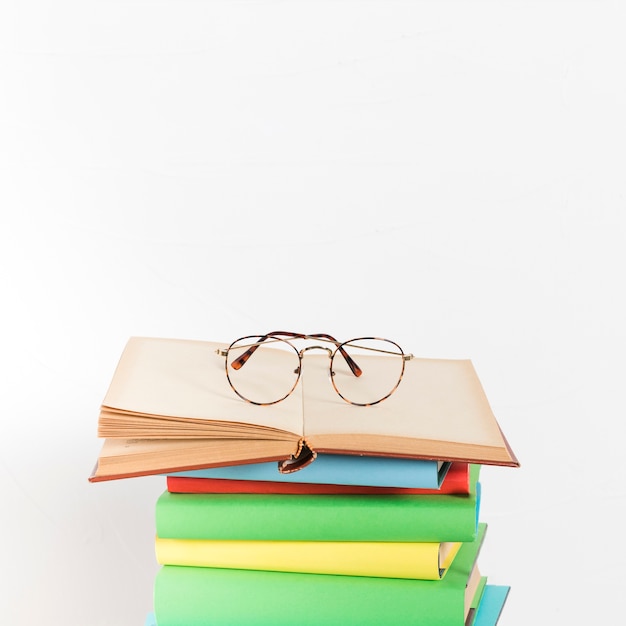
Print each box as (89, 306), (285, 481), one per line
(90, 336), (518, 481)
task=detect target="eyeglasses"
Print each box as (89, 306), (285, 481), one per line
(216, 331), (414, 406)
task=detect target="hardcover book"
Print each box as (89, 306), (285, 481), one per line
(167, 454), (451, 488)
(155, 536), (462, 580)
(90, 336), (518, 481)
(145, 585), (509, 626)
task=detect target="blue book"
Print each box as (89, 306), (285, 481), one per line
(168, 454), (450, 489)
(474, 585), (511, 626)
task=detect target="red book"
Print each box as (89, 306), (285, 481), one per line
(166, 462), (471, 495)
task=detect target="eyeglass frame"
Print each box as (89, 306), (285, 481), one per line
(216, 331), (414, 407)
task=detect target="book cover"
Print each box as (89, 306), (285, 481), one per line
(91, 336), (518, 482)
(145, 586), (509, 626)
(153, 524), (488, 626)
(155, 536), (462, 580)
(144, 585), (508, 626)
(166, 461), (470, 495)
(167, 454), (451, 489)
(473, 585), (511, 626)
(155, 466), (480, 543)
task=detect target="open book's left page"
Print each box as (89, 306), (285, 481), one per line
(98, 336), (303, 440)
(89, 437), (298, 482)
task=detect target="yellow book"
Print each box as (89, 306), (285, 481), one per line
(154, 536), (462, 580)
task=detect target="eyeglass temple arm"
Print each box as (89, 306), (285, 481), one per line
(229, 331), (363, 377)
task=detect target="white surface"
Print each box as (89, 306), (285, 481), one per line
(1, 1), (624, 624)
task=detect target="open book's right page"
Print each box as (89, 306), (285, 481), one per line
(301, 354), (518, 466)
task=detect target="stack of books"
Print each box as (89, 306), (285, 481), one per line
(90, 335), (519, 625)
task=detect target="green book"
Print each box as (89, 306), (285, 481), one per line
(146, 584), (510, 626)
(155, 465), (480, 542)
(154, 524), (488, 626)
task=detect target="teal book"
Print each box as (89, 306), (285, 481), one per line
(473, 585), (510, 626)
(168, 455), (451, 489)
(154, 524), (488, 626)
(156, 466), (480, 543)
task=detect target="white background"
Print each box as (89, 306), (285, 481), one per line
(1, 1), (624, 624)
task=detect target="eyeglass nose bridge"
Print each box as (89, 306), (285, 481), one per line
(295, 345), (334, 374)
(298, 345), (333, 358)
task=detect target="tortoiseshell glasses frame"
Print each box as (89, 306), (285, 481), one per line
(216, 331), (414, 407)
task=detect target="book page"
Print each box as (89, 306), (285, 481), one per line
(102, 337), (303, 435)
(301, 354), (514, 459)
(90, 437), (298, 481)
